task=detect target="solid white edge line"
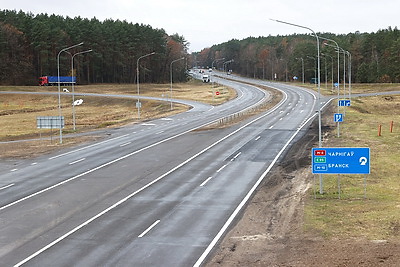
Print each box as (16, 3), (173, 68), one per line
(138, 220), (161, 238)
(193, 112), (318, 267)
(193, 86), (334, 267)
(0, 183), (14, 191)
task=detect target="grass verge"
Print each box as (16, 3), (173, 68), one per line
(305, 94), (400, 241)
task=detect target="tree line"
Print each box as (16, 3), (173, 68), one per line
(195, 28), (400, 83)
(0, 9), (189, 85)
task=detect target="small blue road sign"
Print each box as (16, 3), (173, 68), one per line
(334, 113), (343, 122)
(338, 99), (351, 106)
(312, 148), (370, 174)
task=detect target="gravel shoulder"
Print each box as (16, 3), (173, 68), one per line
(206, 111), (400, 266)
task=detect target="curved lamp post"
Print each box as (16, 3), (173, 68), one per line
(57, 42), (84, 143)
(136, 52), (156, 119)
(270, 19), (323, 194)
(170, 57), (185, 110)
(211, 57), (225, 88)
(67, 49), (92, 131)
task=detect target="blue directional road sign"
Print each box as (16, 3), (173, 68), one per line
(338, 99), (351, 106)
(312, 148), (370, 174)
(334, 113), (343, 122)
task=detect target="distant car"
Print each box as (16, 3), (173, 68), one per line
(209, 68), (213, 72)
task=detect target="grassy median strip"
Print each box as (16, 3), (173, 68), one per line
(305, 92), (400, 240)
(0, 80), (235, 140)
(0, 79), (236, 158)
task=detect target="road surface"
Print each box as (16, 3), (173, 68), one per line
(0, 75), (322, 266)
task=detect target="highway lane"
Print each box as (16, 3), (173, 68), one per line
(2, 76), (396, 266)
(0, 81), (268, 202)
(26, 79), (318, 267)
(0, 76), (320, 266)
(0, 78), (271, 264)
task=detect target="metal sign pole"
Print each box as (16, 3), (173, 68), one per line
(364, 174), (367, 199)
(314, 174), (316, 199)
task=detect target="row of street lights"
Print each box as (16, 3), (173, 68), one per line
(271, 19), (353, 194)
(271, 19), (324, 193)
(57, 42), (88, 144)
(57, 46), (185, 142)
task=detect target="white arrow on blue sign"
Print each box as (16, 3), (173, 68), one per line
(312, 147), (370, 174)
(334, 113), (343, 122)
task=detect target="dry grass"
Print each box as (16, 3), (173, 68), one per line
(0, 80), (237, 157)
(0, 80), (236, 141)
(305, 94), (400, 240)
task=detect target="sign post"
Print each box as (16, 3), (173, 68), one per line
(334, 113), (343, 137)
(37, 116), (65, 143)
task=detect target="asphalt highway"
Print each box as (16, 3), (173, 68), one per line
(0, 74), (322, 266)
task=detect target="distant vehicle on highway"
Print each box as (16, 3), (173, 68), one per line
(202, 74), (210, 83)
(39, 76), (76, 86)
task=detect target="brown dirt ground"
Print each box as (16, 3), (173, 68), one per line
(206, 110), (400, 267)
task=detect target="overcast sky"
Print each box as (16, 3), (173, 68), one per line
(2, 0), (399, 52)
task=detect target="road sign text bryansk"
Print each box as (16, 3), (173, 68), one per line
(312, 147), (370, 174)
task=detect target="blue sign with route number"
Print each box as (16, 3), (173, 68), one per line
(338, 99), (351, 106)
(334, 113), (343, 122)
(312, 148), (370, 174)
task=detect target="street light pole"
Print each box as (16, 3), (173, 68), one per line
(57, 42), (84, 144)
(296, 57), (304, 84)
(321, 53), (334, 91)
(136, 52), (156, 119)
(67, 49), (92, 131)
(170, 57), (185, 110)
(306, 56), (317, 85)
(320, 37), (342, 137)
(270, 19), (323, 193)
(346, 51), (352, 100)
(211, 57), (225, 88)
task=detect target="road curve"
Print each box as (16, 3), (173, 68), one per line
(0, 76), (319, 266)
